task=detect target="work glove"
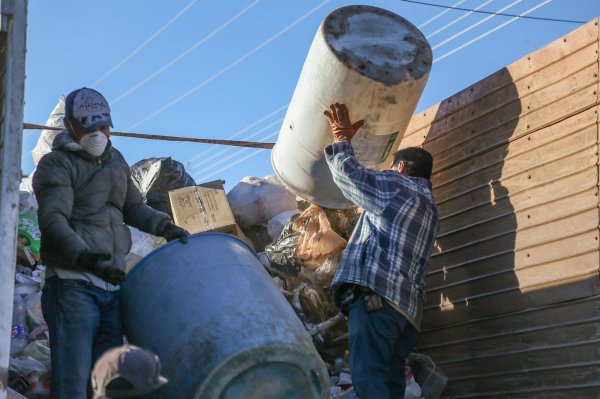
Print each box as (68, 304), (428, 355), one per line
(77, 251), (125, 285)
(324, 102), (365, 143)
(162, 222), (190, 244)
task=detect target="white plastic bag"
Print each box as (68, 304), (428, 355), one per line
(31, 96), (65, 167)
(126, 226), (165, 272)
(227, 175), (297, 229)
(267, 209), (299, 241)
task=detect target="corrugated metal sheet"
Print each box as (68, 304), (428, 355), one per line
(400, 18), (600, 397)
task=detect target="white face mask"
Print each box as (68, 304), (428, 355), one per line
(80, 131), (108, 157)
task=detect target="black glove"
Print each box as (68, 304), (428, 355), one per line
(162, 222), (190, 244)
(77, 251), (125, 285)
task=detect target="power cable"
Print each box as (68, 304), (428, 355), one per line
(192, 130), (279, 181)
(111, 0), (262, 106)
(432, 0), (523, 50)
(186, 103), (287, 166)
(434, 0), (553, 62)
(418, 0), (469, 29)
(426, 0), (497, 39)
(188, 116), (284, 170)
(91, 0), (198, 88)
(399, 0), (584, 24)
(192, 129), (278, 177)
(125, 0), (332, 132)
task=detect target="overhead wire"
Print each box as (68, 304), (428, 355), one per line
(192, 130), (279, 181)
(111, 0), (262, 106)
(417, 0), (469, 29)
(186, 102), (288, 166)
(188, 116), (284, 170)
(124, 0), (332, 132)
(399, 0), (584, 24)
(431, 0), (523, 50)
(91, 0), (198, 88)
(425, 0), (497, 39)
(434, 0), (553, 63)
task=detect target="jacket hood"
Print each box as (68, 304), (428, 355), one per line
(52, 131), (112, 160)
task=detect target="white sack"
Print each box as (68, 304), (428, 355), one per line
(227, 175), (297, 229)
(31, 96), (65, 167)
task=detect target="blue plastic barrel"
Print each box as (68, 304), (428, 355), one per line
(121, 233), (329, 399)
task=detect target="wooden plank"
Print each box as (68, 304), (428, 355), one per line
(440, 342), (600, 383)
(405, 18), (600, 134)
(437, 166), (598, 223)
(444, 364), (600, 398)
(432, 126), (597, 203)
(427, 248), (598, 297)
(430, 224), (598, 275)
(418, 295), (600, 347)
(426, 251), (599, 309)
(407, 62), (598, 149)
(423, 319), (600, 366)
(433, 143), (597, 206)
(422, 270), (600, 328)
(431, 110), (598, 192)
(435, 207), (599, 263)
(403, 84), (598, 173)
(454, 387), (600, 399)
(438, 186), (597, 239)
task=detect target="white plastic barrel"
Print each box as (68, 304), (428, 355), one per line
(271, 5), (432, 208)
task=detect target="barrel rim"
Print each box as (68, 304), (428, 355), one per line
(321, 4), (432, 85)
(193, 343), (330, 399)
(125, 232), (257, 281)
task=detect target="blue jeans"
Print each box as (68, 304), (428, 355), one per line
(42, 277), (123, 399)
(348, 294), (417, 399)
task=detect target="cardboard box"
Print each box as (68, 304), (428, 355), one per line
(168, 180), (238, 236)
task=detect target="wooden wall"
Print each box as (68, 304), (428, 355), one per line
(399, 18), (600, 398)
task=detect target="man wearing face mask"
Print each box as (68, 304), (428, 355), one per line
(32, 87), (189, 399)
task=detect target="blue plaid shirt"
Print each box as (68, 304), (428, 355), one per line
(325, 141), (439, 330)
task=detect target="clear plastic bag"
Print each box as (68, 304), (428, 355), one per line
(407, 353), (447, 399)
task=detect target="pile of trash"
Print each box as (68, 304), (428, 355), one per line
(226, 176), (360, 397)
(8, 191), (51, 398)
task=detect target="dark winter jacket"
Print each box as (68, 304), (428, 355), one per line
(32, 131), (171, 274)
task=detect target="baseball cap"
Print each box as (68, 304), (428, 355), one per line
(91, 345), (168, 398)
(65, 87), (113, 133)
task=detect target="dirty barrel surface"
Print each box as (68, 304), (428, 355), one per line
(272, 5), (432, 208)
(121, 233), (329, 399)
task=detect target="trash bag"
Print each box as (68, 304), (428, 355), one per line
(294, 205), (346, 261)
(267, 209), (299, 241)
(130, 157), (195, 217)
(19, 341), (50, 371)
(31, 96), (65, 167)
(8, 370), (29, 395)
(266, 205), (347, 278)
(264, 215), (302, 277)
(227, 175), (297, 230)
(297, 200), (361, 240)
(407, 353), (448, 399)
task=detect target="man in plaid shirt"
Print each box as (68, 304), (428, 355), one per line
(324, 102), (439, 399)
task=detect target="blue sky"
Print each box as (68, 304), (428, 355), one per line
(21, 0), (598, 191)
